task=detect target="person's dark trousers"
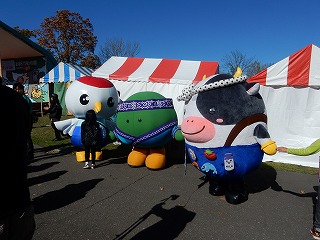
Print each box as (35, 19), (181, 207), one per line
(27, 120), (34, 160)
(26, 136), (34, 160)
(0, 205), (35, 240)
(314, 185), (320, 229)
(84, 145), (97, 165)
(51, 120), (62, 140)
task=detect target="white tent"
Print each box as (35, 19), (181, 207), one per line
(92, 56), (219, 124)
(248, 44), (320, 168)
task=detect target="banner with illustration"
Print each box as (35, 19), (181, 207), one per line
(26, 83), (49, 103)
(1, 57), (46, 85)
(1, 57), (49, 102)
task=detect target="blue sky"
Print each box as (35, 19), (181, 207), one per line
(2, 0), (320, 66)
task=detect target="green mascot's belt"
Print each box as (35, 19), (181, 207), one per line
(114, 120), (177, 146)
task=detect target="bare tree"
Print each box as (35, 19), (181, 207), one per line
(35, 10), (99, 69)
(220, 50), (254, 76)
(246, 61), (272, 77)
(99, 37), (141, 63)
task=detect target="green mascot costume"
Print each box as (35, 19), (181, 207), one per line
(113, 91), (184, 170)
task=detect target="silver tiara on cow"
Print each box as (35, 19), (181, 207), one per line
(177, 75), (248, 102)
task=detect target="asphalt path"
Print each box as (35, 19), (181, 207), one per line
(28, 141), (318, 240)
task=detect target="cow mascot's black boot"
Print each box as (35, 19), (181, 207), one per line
(225, 178), (248, 205)
(209, 178), (228, 196)
(209, 178), (248, 205)
(177, 71), (277, 205)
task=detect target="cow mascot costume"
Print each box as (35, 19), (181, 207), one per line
(177, 71), (277, 204)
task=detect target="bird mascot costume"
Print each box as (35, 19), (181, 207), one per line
(54, 76), (118, 162)
(177, 70), (277, 204)
(113, 91), (184, 170)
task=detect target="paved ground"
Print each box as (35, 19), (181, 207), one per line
(28, 141), (318, 240)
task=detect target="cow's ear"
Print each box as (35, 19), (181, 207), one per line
(246, 82), (260, 95)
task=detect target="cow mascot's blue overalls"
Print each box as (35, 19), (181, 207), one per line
(177, 72), (277, 204)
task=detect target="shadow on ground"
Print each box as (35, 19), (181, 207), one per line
(245, 163), (281, 193)
(30, 143), (75, 163)
(98, 140), (186, 168)
(33, 178), (104, 214)
(113, 194), (196, 240)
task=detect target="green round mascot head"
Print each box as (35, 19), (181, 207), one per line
(114, 91), (184, 170)
(115, 91), (179, 149)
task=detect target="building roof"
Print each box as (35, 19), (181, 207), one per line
(0, 20), (57, 70)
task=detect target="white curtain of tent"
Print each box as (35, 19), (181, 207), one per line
(260, 86), (320, 168)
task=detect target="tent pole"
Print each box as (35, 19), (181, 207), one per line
(40, 99), (43, 117)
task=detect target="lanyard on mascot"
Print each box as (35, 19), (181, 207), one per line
(184, 146), (187, 175)
(114, 120), (177, 146)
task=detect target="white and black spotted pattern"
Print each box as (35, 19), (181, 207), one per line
(177, 75), (248, 102)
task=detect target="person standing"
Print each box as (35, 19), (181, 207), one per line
(0, 84), (35, 239)
(81, 110), (101, 169)
(277, 140), (320, 239)
(46, 93), (63, 141)
(13, 82), (34, 160)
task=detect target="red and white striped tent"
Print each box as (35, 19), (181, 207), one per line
(248, 44), (320, 168)
(92, 56), (219, 124)
(248, 44), (320, 86)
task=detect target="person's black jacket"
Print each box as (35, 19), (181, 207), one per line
(81, 122), (101, 146)
(0, 85), (32, 218)
(49, 103), (62, 120)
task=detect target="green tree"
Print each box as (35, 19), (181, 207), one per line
(35, 10), (99, 69)
(99, 37), (141, 63)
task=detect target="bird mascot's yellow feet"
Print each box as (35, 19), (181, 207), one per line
(95, 151), (103, 160)
(145, 148), (166, 170)
(76, 151), (86, 162)
(128, 148), (149, 167)
(76, 150), (102, 162)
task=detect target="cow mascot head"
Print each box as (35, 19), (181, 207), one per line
(177, 72), (277, 204)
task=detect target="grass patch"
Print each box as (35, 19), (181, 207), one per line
(32, 115), (121, 152)
(32, 115), (73, 148)
(261, 162), (318, 175)
(32, 116), (318, 175)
